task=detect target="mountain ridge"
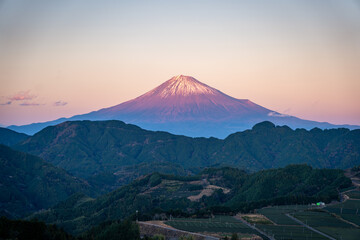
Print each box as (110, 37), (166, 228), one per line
(14, 120), (360, 190)
(0, 127), (29, 146)
(0, 144), (97, 218)
(7, 75), (359, 137)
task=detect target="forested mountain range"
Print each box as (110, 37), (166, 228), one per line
(0, 127), (29, 146)
(14, 120), (360, 190)
(30, 164), (351, 235)
(0, 145), (97, 218)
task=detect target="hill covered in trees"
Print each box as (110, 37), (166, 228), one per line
(0, 127), (29, 146)
(0, 216), (75, 240)
(0, 216), (141, 240)
(0, 145), (97, 218)
(30, 164), (351, 235)
(14, 120), (360, 190)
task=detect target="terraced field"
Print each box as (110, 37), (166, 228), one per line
(293, 209), (360, 240)
(166, 202), (360, 240)
(346, 191), (360, 199)
(294, 210), (354, 228)
(256, 203), (360, 240)
(257, 205), (309, 225)
(256, 225), (327, 240)
(166, 216), (258, 235)
(254, 206), (333, 240)
(325, 200), (360, 226)
(315, 227), (360, 240)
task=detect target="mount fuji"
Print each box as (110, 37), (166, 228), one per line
(8, 75), (359, 137)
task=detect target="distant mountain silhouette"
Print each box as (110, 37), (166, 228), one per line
(14, 120), (360, 190)
(8, 75), (359, 137)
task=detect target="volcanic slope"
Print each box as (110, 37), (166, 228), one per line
(8, 75), (358, 137)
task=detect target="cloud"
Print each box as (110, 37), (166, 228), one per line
(19, 102), (41, 106)
(9, 91), (37, 101)
(0, 101), (12, 105)
(268, 112), (289, 118)
(53, 101), (67, 106)
(5, 91), (42, 106)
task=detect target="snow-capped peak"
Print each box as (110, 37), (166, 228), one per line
(158, 75), (217, 98)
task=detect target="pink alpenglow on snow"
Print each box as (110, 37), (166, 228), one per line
(8, 75), (359, 138)
(98, 75), (270, 121)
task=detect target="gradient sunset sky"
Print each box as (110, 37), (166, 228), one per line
(0, 0), (359, 127)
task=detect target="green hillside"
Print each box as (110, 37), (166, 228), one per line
(225, 165), (351, 211)
(14, 120), (360, 190)
(0, 145), (96, 218)
(0, 127), (29, 146)
(0, 216), (75, 240)
(31, 164), (351, 235)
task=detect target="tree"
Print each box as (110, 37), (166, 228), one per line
(231, 233), (239, 240)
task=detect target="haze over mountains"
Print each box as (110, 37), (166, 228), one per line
(8, 75), (359, 137)
(13, 120), (360, 191)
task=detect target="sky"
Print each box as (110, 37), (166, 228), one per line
(0, 0), (359, 127)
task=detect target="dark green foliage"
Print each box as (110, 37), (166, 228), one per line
(351, 165), (360, 171)
(231, 233), (238, 240)
(31, 165), (351, 234)
(186, 184), (203, 191)
(0, 127), (29, 146)
(229, 165), (350, 202)
(14, 120), (360, 190)
(81, 220), (140, 240)
(0, 216), (75, 240)
(149, 173), (162, 187)
(201, 167), (247, 188)
(30, 173), (199, 234)
(222, 165), (351, 212)
(0, 145), (96, 218)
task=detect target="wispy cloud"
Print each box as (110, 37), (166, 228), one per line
(0, 101), (12, 105)
(268, 112), (289, 118)
(3, 91), (42, 106)
(53, 100), (67, 107)
(9, 91), (37, 101)
(19, 102), (41, 106)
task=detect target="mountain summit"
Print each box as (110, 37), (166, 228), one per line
(150, 75), (218, 97)
(97, 75), (270, 122)
(8, 75), (359, 137)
